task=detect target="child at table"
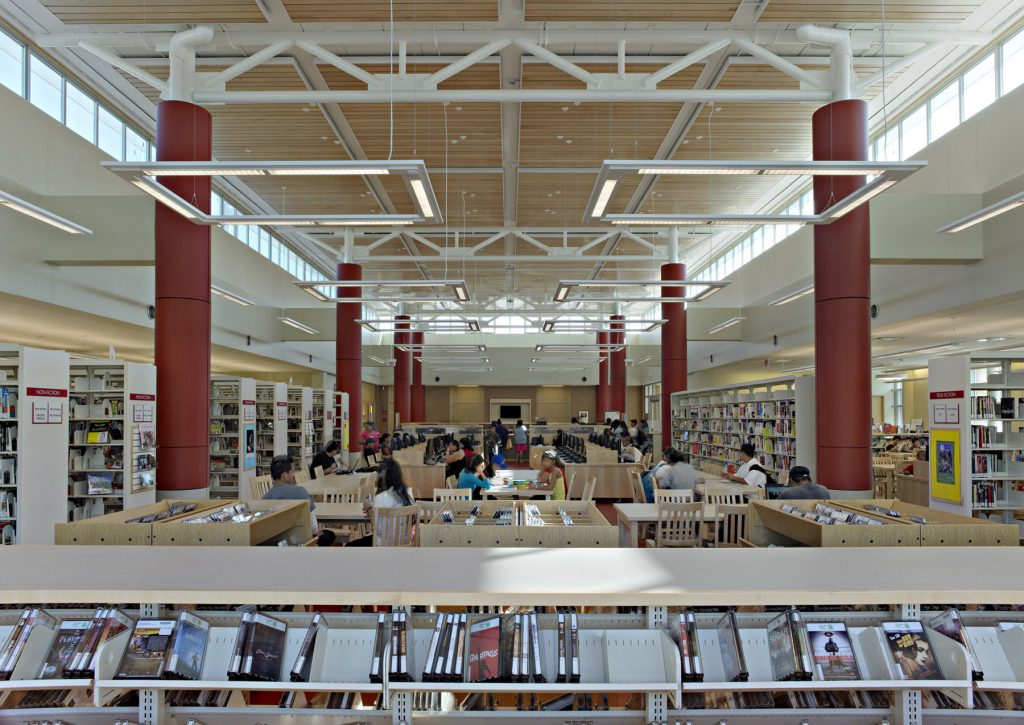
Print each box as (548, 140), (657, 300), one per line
(537, 449), (567, 501)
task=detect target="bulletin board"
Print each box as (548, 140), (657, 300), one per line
(930, 428), (962, 504)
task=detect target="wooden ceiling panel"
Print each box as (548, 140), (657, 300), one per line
(760, 0), (980, 23)
(281, 0), (497, 22)
(516, 173), (642, 226)
(41, 0), (266, 24)
(525, 0), (739, 21)
(242, 176), (380, 215)
(642, 174), (783, 214)
(377, 173), (504, 227)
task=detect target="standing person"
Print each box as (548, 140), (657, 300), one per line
(494, 419), (509, 450)
(629, 419), (640, 439)
(359, 423), (379, 463)
(512, 420), (529, 464)
(777, 466), (831, 500)
(458, 454), (493, 499)
(654, 448), (700, 491)
(443, 439), (465, 481)
(725, 443), (768, 490)
(309, 439), (340, 479)
(537, 449), (566, 501)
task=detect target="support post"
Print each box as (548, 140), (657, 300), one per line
(410, 331), (425, 422)
(596, 331), (610, 423)
(337, 263), (363, 464)
(393, 315), (412, 428)
(610, 314), (627, 417)
(661, 261), (687, 449)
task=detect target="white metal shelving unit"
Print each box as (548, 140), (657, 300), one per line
(669, 376), (816, 481)
(287, 385), (313, 472)
(255, 381), (287, 477)
(209, 376), (256, 499)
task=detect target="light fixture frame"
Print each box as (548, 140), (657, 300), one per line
(395, 344), (488, 353)
(211, 284), (254, 306)
(103, 159), (443, 224)
(535, 344), (627, 353)
(705, 316), (746, 335)
(278, 316), (319, 335)
(873, 341), (962, 359)
(935, 189), (1024, 234)
(0, 190), (92, 234)
(356, 318), (481, 333)
(583, 159), (925, 225)
(553, 279), (728, 303)
(541, 318), (667, 333)
(296, 279), (470, 304)
(768, 284), (814, 306)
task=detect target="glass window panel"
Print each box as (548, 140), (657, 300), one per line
(125, 126), (147, 161)
(259, 229), (271, 257)
(1003, 30), (1024, 94)
(900, 105), (928, 158)
(929, 82), (960, 141)
(64, 83), (95, 142)
(880, 125), (900, 162)
(752, 232), (763, 257)
(97, 105), (124, 159)
(211, 193), (222, 215)
(148, 143), (157, 161)
(962, 54), (996, 119)
(0, 30), (25, 96)
(29, 55), (62, 121)
(763, 225), (776, 248)
(270, 238), (281, 266)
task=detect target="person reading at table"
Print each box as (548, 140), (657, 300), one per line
(443, 439), (465, 480)
(458, 454), (493, 499)
(309, 439), (340, 479)
(654, 447), (700, 491)
(537, 449), (566, 501)
(725, 443), (768, 490)
(619, 435), (642, 463)
(264, 455), (334, 545)
(349, 460), (414, 547)
(777, 465), (830, 500)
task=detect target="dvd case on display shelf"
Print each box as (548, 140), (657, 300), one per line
(452, 613), (467, 681)
(766, 611), (800, 682)
(569, 610), (581, 683)
(165, 612), (210, 681)
(928, 608), (983, 681)
(806, 622), (860, 681)
(716, 610), (748, 683)
(469, 616), (502, 683)
(37, 620), (90, 680)
(242, 613), (288, 682)
(882, 621), (943, 681)
(529, 612), (544, 683)
(556, 612), (567, 683)
(369, 613), (387, 683)
(289, 614), (324, 682)
(67, 608), (132, 678)
(116, 619), (176, 679)
(227, 611), (253, 680)
(422, 613), (445, 682)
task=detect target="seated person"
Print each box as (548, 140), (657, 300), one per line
(264, 454), (333, 545)
(457, 454), (493, 498)
(778, 465), (831, 500)
(654, 448), (701, 491)
(443, 439), (466, 480)
(725, 443), (768, 490)
(537, 449), (567, 501)
(619, 435), (642, 463)
(309, 439), (340, 479)
(349, 460), (415, 546)
(553, 429), (566, 448)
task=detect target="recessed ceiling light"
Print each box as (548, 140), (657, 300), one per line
(566, 139), (573, 144)
(978, 337), (1008, 343)
(556, 135), (564, 140)
(873, 336), (904, 342)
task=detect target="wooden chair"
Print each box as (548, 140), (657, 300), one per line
(313, 465), (325, 479)
(703, 488), (746, 507)
(647, 502), (704, 548)
(293, 469), (311, 485)
(641, 451), (653, 468)
(565, 471), (577, 501)
(654, 488), (695, 503)
(716, 504), (748, 548)
(323, 485), (361, 504)
(628, 469), (648, 504)
(434, 488), (471, 502)
(580, 476), (597, 503)
(373, 505), (419, 547)
(250, 475), (273, 498)
(445, 475), (458, 489)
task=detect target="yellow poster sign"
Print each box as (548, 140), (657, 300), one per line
(930, 428), (962, 504)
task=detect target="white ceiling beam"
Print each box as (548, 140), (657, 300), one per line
(77, 42), (168, 95)
(424, 39), (511, 87)
(351, 255), (667, 263)
(856, 42), (948, 94)
(200, 40), (293, 89)
(731, 36), (823, 87)
(619, 230), (663, 254)
(510, 39), (600, 86)
(295, 41), (381, 87)
(512, 231), (554, 255)
(643, 39), (732, 87)
(471, 232), (508, 254)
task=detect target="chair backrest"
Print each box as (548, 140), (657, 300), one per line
(628, 469), (647, 504)
(373, 505), (419, 546)
(565, 471), (577, 501)
(703, 488), (745, 506)
(581, 476), (597, 503)
(656, 502), (704, 548)
(717, 503), (749, 547)
(323, 484), (361, 504)
(434, 488), (471, 502)
(250, 475), (273, 498)
(293, 469), (311, 484)
(313, 465), (325, 480)
(641, 452), (653, 468)
(654, 487), (694, 504)
(445, 474), (459, 489)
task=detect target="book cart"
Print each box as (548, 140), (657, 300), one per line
(1, 546), (1023, 725)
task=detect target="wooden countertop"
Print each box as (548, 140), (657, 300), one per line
(2, 546), (1022, 607)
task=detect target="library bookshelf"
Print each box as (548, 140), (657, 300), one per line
(209, 376), (257, 499)
(0, 546), (1023, 725)
(332, 390), (351, 461)
(68, 359), (157, 522)
(287, 386), (313, 472)
(669, 376), (816, 481)
(255, 382), (287, 477)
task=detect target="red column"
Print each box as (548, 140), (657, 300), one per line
(410, 330), (424, 422)
(337, 263), (362, 457)
(155, 100), (211, 494)
(661, 263), (687, 447)
(813, 99), (872, 492)
(610, 315), (627, 417)
(595, 331), (610, 422)
(393, 315), (411, 428)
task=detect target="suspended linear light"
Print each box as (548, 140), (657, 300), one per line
(130, 178), (201, 219)
(541, 318), (667, 333)
(296, 279), (470, 303)
(705, 316), (746, 335)
(553, 279), (728, 304)
(212, 215), (418, 227)
(936, 189), (1024, 234)
(211, 285), (254, 306)
(874, 341), (961, 359)
(369, 355), (396, 366)
(591, 179), (618, 217)
(278, 317), (319, 335)
(108, 161), (405, 176)
(0, 191), (92, 234)
(768, 285), (814, 306)
(535, 344), (626, 353)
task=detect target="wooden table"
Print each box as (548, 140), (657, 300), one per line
(694, 480), (761, 498)
(306, 473), (370, 498)
(485, 484), (554, 500)
(314, 502), (369, 524)
(613, 502), (723, 548)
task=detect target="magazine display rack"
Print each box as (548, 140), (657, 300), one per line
(419, 501), (616, 548)
(0, 546), (1023, 725)
(54, 499), (224, 545)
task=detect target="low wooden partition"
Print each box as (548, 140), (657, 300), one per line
(400, 463), (446, 499)
(54, 500), (224, 545)
(565, 463), (640, 500)
(391, 443), (426, 467)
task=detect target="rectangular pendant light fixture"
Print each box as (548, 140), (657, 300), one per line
(211, 284), (254, 306)
(535, 344), (626, 353)
(874, 341), (961, 359)
(541, 318), (667, 333)
(369, 355), (396, 366)
(936, 189), (1024, 234)
(705, 316), (745, 335)
(396, 344), (487, 353)
(554, 279), (728, 304)
(296, 279), (470, 303)
(104, 159), (442, 225)
(0, 191), (92, 234)
(278, 317), (319, 335)
(768, 284), (814, 306)
(583, 159), (925, 225)
(356, 318), (481, 333)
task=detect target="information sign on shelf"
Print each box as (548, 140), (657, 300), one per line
(27, 387), (66, 425)
(277, 401), (288, 421)
(242, 399), (256, 422)
(930, 390), (963, 427)
(130, 393), (155, 423)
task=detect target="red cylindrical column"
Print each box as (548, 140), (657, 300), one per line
(813, 99), (872, 491)
(393, 315), (411, 428)
(337, 263), (362, 456)
(610, 315), (627, 417)
(410, 330), (424, 422)
(661, 263), (687, 447)
(595, 331), (610, 422)
(155, 100), (211, 494)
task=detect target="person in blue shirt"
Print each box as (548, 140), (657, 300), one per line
(458, 454), (492, 499)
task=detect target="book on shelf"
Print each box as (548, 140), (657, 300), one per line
(0, 608), (59, 680)
(928, 608), (982, 681)
(569, 610), (580, 683)
(422, 612), (446, 682)
(529, 611), (544, 683)
(116, 619), (177, 679)
(806, 622), (860, 681)
(165, 611), (210, 681)
(716, 610), (748, 683)
(556, 612), (567, 683)
(289, 613), (324, 683)
(468, 616), (502, 683)
(882, 621), (943, 680)
(241, 613), (287, 682)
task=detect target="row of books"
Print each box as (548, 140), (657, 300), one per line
(973, 395), (1024, 419)
(682, 689), (893, 710)
(0, 422), (16, 453)
(971, 481), (1024, 508)
(973, 453), (1006, 474)
(682, 401), (796, 421)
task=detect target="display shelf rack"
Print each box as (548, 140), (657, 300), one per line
(333, 390), (351, 464)
(209, 377), (242, 498)
(669, 376), (815, 481)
